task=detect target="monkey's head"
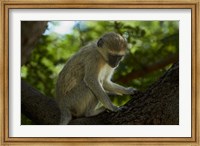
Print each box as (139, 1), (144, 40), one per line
(97, 32), (127, 68)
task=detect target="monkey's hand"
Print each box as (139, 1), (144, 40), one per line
(125, 87), (137, 95)
(113, 105), (120, 112)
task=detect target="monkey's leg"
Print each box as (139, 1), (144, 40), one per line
(60, 81), (103, 119)
(83, 91), (106, 117)
(103, 81), (136, 95)
(105, 90), (122, 96)
(85, 106), (106, 117)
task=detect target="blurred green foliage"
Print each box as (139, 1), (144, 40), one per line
(21, 20), (178, 109)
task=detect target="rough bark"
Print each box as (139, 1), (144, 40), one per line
(21, 62), (179, 125)
(21, 80), (60, 125)
(21, 21), (48, 65)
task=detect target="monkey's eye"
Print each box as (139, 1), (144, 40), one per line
(109, 54), (124, 59)
(113, 54), (124, 59)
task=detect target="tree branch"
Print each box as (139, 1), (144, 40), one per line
(21, 80), (60, 125)
(117, 54), (178, 84)
(21, 21), (48, 65)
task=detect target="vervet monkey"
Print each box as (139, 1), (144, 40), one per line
(56, 32), (136, 125)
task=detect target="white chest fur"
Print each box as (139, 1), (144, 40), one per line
(98, 64), (114, 85)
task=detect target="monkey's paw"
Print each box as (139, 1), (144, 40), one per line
(112, 105), (120, 112)
(126, 87), (137, 95)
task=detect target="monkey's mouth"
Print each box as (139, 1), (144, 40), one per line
(108, 54), (123, 68)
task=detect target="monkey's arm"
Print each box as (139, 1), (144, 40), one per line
(103, 81), (136, 95)
(84, 69), (118, 112)
(84, 78), (118, 111)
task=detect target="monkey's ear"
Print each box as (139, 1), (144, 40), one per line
(97, 38), (104, 47)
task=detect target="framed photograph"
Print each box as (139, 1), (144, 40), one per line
(1, 0), (199, 145)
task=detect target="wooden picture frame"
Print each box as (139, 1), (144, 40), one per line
(0, 0), (199, 145)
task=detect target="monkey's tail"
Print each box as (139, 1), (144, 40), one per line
(59, 109), (72, 125)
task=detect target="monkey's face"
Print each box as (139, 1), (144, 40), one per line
(108, 53), (124, 68)
(97, 32), (127, 68)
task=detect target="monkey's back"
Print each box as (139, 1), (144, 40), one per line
(55, 43), (100, 100)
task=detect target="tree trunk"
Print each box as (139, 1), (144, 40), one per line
(21, 21), (48, 65)
(21, 62), (179, 125)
